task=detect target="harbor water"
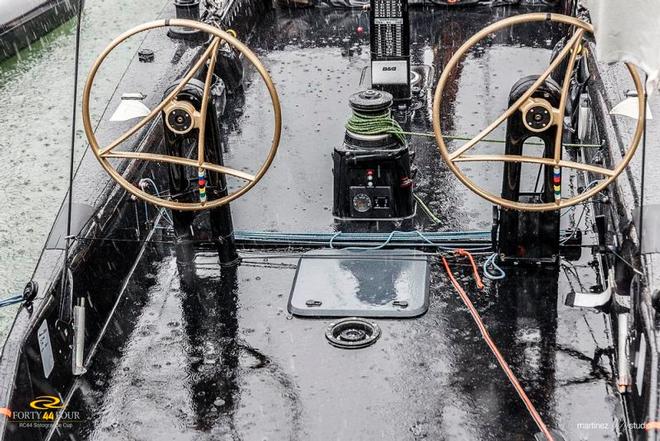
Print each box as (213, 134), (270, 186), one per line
(0, 0), (170, 342)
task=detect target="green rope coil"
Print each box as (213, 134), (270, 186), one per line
(345, 111), (407, 144)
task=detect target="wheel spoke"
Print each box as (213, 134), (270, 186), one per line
(197, 37), (221, 168)
(553, 29), (585, 163)
(98, 40), (217, 157)
(453, 154), (616, 177)
(447, 29), (585, 161)
(195, 37), (221, 205)
(105, 151), (256, 181)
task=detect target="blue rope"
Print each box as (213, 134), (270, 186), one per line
(0, 294), (23, 308)
(483, 253), (506, 280)
(327, 230), (494, 253)
(329, 231), (342, 249)
(414, 230), (436, 245)
(413, 230), (494, 252)
(337, 231), (399, 252)
(239, 230), (496, 252)
(237, 230), (492, 244)
(236, 230), (576, 246)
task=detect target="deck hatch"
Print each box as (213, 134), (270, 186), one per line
(288, 249), (429, 317)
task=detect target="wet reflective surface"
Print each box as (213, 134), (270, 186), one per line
(58, 5), (624, 441)
(69, 246), (619, 440)
(224, 6), (574, 234)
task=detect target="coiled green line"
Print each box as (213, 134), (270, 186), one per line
(345, 111), (407, 144)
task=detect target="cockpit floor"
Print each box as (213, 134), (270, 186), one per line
(65, 5), (622, 441)
(70, 244), (619, 441)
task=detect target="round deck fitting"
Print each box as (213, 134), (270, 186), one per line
(325, 318), (381, 349)
(138, 49), (154, 63)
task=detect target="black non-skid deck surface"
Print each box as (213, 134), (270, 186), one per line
(66, 5), (622, 441)
(71, 247), (617, 441)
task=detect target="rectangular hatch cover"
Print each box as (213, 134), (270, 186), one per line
(288, 249), (429, 317)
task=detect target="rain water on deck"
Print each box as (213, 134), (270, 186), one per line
(62, 5), (623, 441)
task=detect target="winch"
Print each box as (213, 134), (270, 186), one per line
(332, 89), (414, 221)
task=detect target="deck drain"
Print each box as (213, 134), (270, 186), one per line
(325, 318), (381, 349)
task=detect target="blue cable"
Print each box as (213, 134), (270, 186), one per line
(237, 230), (504, 254)
(483, 253), (506, 280)
(339, 230), (399, 251)
(327, 230), (494, 253)
(314, 230), (490, 251)
(0, 294), (23, 308)
(414, 230), (436, 245)
(237, 231), (495, 247)
(238, 231), (491, 239)
(413, 230), (493, 252)
(329, 231), (342, 249)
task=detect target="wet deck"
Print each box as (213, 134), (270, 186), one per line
(225, 6), (579, 233)
(63, 5), (623, 441)
(69, 248), (618, 441)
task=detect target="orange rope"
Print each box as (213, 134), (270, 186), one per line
(442, 256), (555, 441)
(454, 248), (484, 289)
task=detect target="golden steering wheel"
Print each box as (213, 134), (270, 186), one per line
(82, 19), (281, 211)
(432, 13), (645, 212)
